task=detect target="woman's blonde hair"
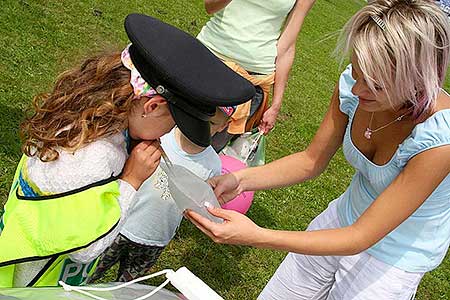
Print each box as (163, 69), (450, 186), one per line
(337, 0), (450, 121)
(21, 52), (135, 162)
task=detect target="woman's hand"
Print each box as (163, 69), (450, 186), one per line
(259, 106), (280, 134)
(185, 205), (263, 246)
(121, 140), (161, 190)
(208, 172), (242, 205)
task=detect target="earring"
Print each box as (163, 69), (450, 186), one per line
(141, 113), (147, 118)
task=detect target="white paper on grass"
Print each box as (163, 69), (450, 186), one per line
(160, 162), (223, 224)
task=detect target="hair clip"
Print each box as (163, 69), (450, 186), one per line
(370, 15), (386, 31)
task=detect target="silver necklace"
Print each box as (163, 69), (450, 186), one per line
(364, 109), (412, 139)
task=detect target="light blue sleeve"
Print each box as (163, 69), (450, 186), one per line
(397, 110), (450, 167)
(200, 146), (222, 179)
(338, 64), (359, 117)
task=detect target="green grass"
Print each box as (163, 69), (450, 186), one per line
(0, 0), (449, 299)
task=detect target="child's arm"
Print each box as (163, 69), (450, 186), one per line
(70, 141), (161, 263)
(260, 0), (317, 134)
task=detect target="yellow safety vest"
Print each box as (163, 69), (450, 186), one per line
(0, 155), (122, 287)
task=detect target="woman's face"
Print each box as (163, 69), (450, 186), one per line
(128, 96), (175, 141)
(351, 54), (394, 113)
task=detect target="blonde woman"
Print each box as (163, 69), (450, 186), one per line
(187, 1), (450, 298)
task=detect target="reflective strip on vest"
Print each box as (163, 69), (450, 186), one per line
(0, 155), (122, 287)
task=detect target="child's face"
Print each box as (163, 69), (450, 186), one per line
(209, 110), (230, 136)
(128, 96), (176, 140)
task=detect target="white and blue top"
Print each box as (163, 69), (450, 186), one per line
(121, 128), (221, 247)
(336, 65), (450, 272)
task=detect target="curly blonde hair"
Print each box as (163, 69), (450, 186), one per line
(21, 51), (135, 162)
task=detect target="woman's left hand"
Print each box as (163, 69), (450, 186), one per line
(259, 106), (280, 134)
(185, 205), (263, 246)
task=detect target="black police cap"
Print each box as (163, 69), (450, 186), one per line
(124, 13), (255, 146)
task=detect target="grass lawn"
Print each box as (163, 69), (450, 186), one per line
(0, 0), (449, 299)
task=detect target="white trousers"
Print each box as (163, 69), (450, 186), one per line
(258, 200), (424, 300)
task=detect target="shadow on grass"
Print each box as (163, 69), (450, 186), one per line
(0, 103), (24, 159)
(0, 103), (24, 207)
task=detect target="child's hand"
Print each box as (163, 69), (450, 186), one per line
(121, 140), (161, 190)
(259, 106), (279, 134)
(208, 173), (242, 205)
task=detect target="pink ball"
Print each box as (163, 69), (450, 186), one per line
(219, 155), (254, 214)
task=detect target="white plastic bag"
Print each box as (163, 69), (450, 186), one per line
(160, 162), (223, 224)
(221, 130), (265, 167)
(2, 267), (224, 300)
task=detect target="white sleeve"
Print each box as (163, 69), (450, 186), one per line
(69, 180), (136, 263)
(26, 134), (128, 193)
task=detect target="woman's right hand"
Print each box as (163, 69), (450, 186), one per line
(121, 140), (161, 190)
(208, 172), (243, 205)
(185, 205), (264, 246)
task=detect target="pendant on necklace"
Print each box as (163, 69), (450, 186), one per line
(364, 128), (372, 139)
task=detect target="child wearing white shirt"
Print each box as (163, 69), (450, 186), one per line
(89, 107), (232, 282)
